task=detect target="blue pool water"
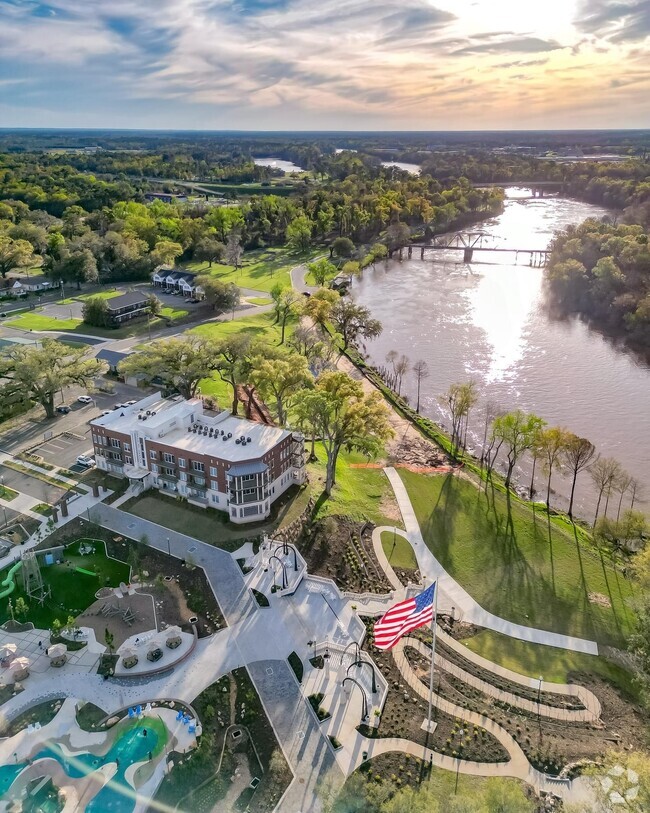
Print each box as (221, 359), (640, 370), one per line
(0, 718), (163, 812)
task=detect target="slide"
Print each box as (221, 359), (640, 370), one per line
(0, 561), (22, 599)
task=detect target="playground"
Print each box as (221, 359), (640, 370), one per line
(0, 539), (131, 631)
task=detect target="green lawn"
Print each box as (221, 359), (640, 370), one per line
(464, 629), (639, 699)
(160, 306), (189, 320)
(399, 470), (635, 647)
(185, 246), (321, 292)
(0, 484), (18, 501)
(246, 297), (272, 306)
(0, 538), (130, 630)
(381, 529), (417, 569)
(7, 313), (83, 331)
(307, 447), (401, 528)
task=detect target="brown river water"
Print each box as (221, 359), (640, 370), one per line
(351, 188), (650, 520)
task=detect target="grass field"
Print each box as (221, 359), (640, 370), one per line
(246, 297), (272, 306)
(0, 539), (130, 629)
(399, 470), (635, 647)
(381, 529), (417, 569)
(159, 306), (188, 320)
(6, 313), (82, 331)
(307, 447), (401, 528)
(185, 246), (321, 292)
(464, 629), (639, 699)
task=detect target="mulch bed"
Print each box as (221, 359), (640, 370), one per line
(298, 515), (393, 594)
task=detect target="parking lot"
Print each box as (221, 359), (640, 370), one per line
(0, 464), (68, 504)
(33, 432), (94, 469)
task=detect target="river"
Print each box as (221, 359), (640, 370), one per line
(253, 157), (303, 173)
(351, 189), (650, 519)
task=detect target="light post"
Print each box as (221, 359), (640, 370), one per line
(0, 476), (7, 528)
(166, 537), (171, 557)
(454, 728), (465, 794)
(538, 675), (543, 740)
(59, 279), (64, 303)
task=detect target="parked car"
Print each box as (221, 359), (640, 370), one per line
(124, 400), (137, 406)
(112, 403), (127, 410)
(76, 455), (95, 468)
(56, 405), (70, 414)
(77, 395), (93, 404)
(100, 410), (112, 416)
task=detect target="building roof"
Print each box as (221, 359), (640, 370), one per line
(227, 461), (268, 477)
(92, 393), (290, 462)
(96, 348), (130, 366)
(106, 291), (150, 311)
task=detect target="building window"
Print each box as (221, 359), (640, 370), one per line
(178, 458), (186, 468)
(125, 456), (133, 465)
(209, 466), (217, 477)
(179, 472), (187, 481)
(110, 438), (121, 449)
(191, 461), (205, 472)
(149, 450), (157, 460)
(92, 433), (97, 443)
(163, 452), (175, 464)
(210, 480), (218, 491)
(151, 464), (159, 474)
(124, 443), (131, 452)
(211, 494), (219, 504)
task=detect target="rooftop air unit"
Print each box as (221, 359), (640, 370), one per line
(235, 438), (241, 445)
(227, 433), (232, 439)
(247, 436), (251, 442)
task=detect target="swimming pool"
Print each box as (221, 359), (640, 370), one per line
(0, 717), (167, 812)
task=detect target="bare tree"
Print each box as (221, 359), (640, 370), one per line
(589, 457), (623, 527)
(538, 427), (570, 510)
(615, 471), (632, 522)
(480, 400), (503, 469)
(412, 360), (430, 413)
(563, 435), (596, 519)
(629, 478), (643, 512)
(225, 229), (243, 271)
(394, 354), (410, 396)
(439, 381), (479, 458)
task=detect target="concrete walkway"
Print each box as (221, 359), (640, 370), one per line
(384, 466), (599, 656)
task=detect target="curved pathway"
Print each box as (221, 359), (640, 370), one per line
(383, 467), (599, 655)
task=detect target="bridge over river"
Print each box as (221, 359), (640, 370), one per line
(390, 232), (550, 266)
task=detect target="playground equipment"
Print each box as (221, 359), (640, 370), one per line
(0, 560), (22, 599)
(21, 551), (50, 605)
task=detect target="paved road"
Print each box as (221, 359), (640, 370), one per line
(384, 467), (600, 655)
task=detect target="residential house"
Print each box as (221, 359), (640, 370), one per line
(104, 291), (151, 327)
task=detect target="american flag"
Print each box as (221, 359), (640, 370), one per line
(373, 583), (436, 650)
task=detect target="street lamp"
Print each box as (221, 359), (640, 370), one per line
(0, 476), (7, 528)
(166, 537), (171, 557)
(538, 675), (543, 736)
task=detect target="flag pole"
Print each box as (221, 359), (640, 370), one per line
(427, 581), (438, 733)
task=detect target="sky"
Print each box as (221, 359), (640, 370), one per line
(0, 0), (649, 130)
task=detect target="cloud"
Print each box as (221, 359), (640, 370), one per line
(575, 1), (650, 42)
(452, 36), (563, 55)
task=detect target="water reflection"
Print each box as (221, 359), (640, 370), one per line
(351, 189), (650, 516)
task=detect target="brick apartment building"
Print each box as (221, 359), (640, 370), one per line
(90, 393), (306, 524)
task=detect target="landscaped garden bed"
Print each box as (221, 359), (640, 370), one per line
(298, 515), (393, 594)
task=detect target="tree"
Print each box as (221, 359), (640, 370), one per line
(386, 221), (410, 251)
(492, 410), (545, 489)
(439, 381), (479, 458)
(14, 597), (29, 618)
(215, 333), (255, 415)
(276, 288), (300, 344)
(82, 296), (110, 328)
(341, 260), (360, 278)
(538, 426), (570, 509)
(0, 235), (35, 278)
(370, 242), (388, 266)
(330, 236), (354, 260)
(225, 230), (243, 271)
(194, 237), (225, 267)
(53, 247), (98, 289)
(563, 435), (596, 519)
(249, 349), (312, 425)
(147, 293), (162, 317)
(303, 288), (339, 328)
(412, 360), (429, 412)
(589, 456), (623, 527)
(614, 470), (633, 522)
(151, 239), (183, 267)
(118, 336), (221, 400)
(104, 628), (115, 655)
(294, 371), (392, 495)
(286, 213), (313, 252)
(308, 258), (337, 287)
(0, 339), (103, 418)
(196, 276), (240, 313)
(331, 300), (382, 351)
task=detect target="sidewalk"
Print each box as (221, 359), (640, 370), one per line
(384, 467), (599, 656)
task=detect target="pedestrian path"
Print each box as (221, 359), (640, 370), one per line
(383, 467), (599, 656)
